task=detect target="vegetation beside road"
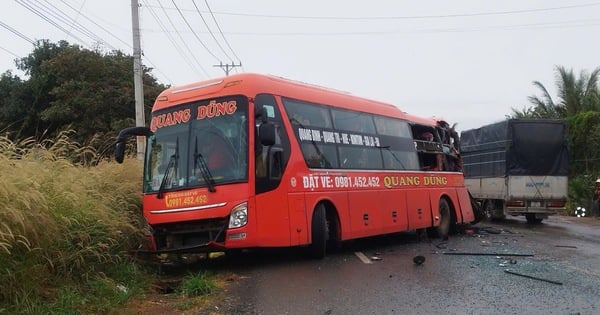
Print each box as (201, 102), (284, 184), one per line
(0, 134), (222, 314)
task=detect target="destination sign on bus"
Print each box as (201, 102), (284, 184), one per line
(297, 127), (380, 147)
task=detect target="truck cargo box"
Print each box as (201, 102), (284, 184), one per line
(460, 119), (569, 177)
(460, 119), (569, 223)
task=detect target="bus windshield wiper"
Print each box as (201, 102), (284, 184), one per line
(194, 137), (216, 192)
(157, 138), (180, 199)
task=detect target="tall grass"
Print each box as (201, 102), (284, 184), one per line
(0, 132), (148, 313)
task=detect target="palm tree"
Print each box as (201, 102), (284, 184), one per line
(513, 66), (600, 119)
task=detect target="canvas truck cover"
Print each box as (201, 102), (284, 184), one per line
(460, 119), (569, 177)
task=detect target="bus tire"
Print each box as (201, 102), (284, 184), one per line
(428, 198), (451, 239)
(309, 204), (327, 259)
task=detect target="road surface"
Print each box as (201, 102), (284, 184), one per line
(197, 216), (600, 315)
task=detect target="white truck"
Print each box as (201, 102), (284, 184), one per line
(460, 119), (569, 223)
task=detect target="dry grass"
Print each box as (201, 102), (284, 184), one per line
(0, 132), (147, 313)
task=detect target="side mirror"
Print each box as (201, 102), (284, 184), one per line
(115, 141), (126, 163)
(114, 126), (153, 163)
(259, 123), (276, 146)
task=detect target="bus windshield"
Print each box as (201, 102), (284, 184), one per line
(143, 95), (249, 193)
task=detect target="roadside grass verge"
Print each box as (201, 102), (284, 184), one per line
(0, 133), (156, 314)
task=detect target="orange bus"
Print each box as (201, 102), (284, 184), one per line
(115, 73), (477, 258)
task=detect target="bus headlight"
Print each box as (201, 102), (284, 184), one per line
(228, 202), (248, 228)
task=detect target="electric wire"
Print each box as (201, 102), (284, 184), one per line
(171, 0), (221, 62)
(0, 19), (35, 44)
(155, 0), (210, 78)
(143, 0), (206, 79)
(191, 0), (232, 62)
(216, 18), (600, 36)
(0, 45), (21, 58)
(203, 0), (243, 70)
(134, 1), (174, 85)
(40, 0), (119, 51)
(205, 2), (600, 20)
(59, 0), (130, 49)
(57, 0), (172, 83)
(15, 0), (90, 47)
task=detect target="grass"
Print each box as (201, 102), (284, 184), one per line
(179, 271), (218, 297)
(0, 132), (153, 314)
(0, 132), (231, 314)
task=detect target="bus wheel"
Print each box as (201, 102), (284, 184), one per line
(428, 199), (451, 239)
(309, 204), (327, 259)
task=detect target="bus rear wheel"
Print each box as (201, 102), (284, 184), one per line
(309, 204), (327, 259)
(428, 198), (451, 239)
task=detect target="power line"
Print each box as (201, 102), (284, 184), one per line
(15, 0), (89, 47)
(59, 0), (131, 49)
(204, 2), (600, 20)
(143, 0), (207, 79)
(215, 18), (600, 36)
(0, 19), (34, 44)
(171, 0), (221, 62)
(57, 0), (173, 84)
(0, 45), (21, 58)
(191, 0), (232, 62)
(213, 61), (241, 76)
(203, 0), (243, 70)
(40, 0), (118, 51)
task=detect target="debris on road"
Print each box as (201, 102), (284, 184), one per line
(504, 269), (563, 285)
(354, 252), (373, 264)
(555, 245), (577, 249)
(443, 252), (534, 257)
(413, 255), (426, 265)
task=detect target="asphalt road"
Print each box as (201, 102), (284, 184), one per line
(198, 216), (600, 315)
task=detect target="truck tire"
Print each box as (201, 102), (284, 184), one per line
(485, 200), (505, 221)
(309, 204), (327, 259)
(525, 213), (543, 224)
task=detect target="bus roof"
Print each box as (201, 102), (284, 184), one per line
(154, 73), (440, 127)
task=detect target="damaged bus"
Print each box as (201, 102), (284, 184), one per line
(115, 73), (478, 258)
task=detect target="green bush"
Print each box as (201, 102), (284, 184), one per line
(567, 174), (597, 216)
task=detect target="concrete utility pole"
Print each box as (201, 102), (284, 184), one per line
(214, 61), (242, 76)
(131, 0), (145, 160)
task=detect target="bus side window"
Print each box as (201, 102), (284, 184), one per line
(270, 148), (283, 179)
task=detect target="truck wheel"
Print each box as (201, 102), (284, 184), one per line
(525, 213), (543, 224)
(309, 204), (327, 259)
(428, 199), (451, 239)
(484, 201), (494, 221)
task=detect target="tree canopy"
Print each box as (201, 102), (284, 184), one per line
(511, 66), (600, 209)
(0, 40), (167, 157)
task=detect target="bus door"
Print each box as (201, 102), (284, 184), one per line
(254, 94), (293, 246)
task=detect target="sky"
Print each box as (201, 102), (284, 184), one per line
(1, 0), (599, 133)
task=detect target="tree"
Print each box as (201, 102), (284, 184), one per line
(0, 40), (167, 158)
(512, 66), (600, 119)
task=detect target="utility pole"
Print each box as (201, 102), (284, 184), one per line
(214, 61), (242, 76)
(131, 0), (145, 160)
